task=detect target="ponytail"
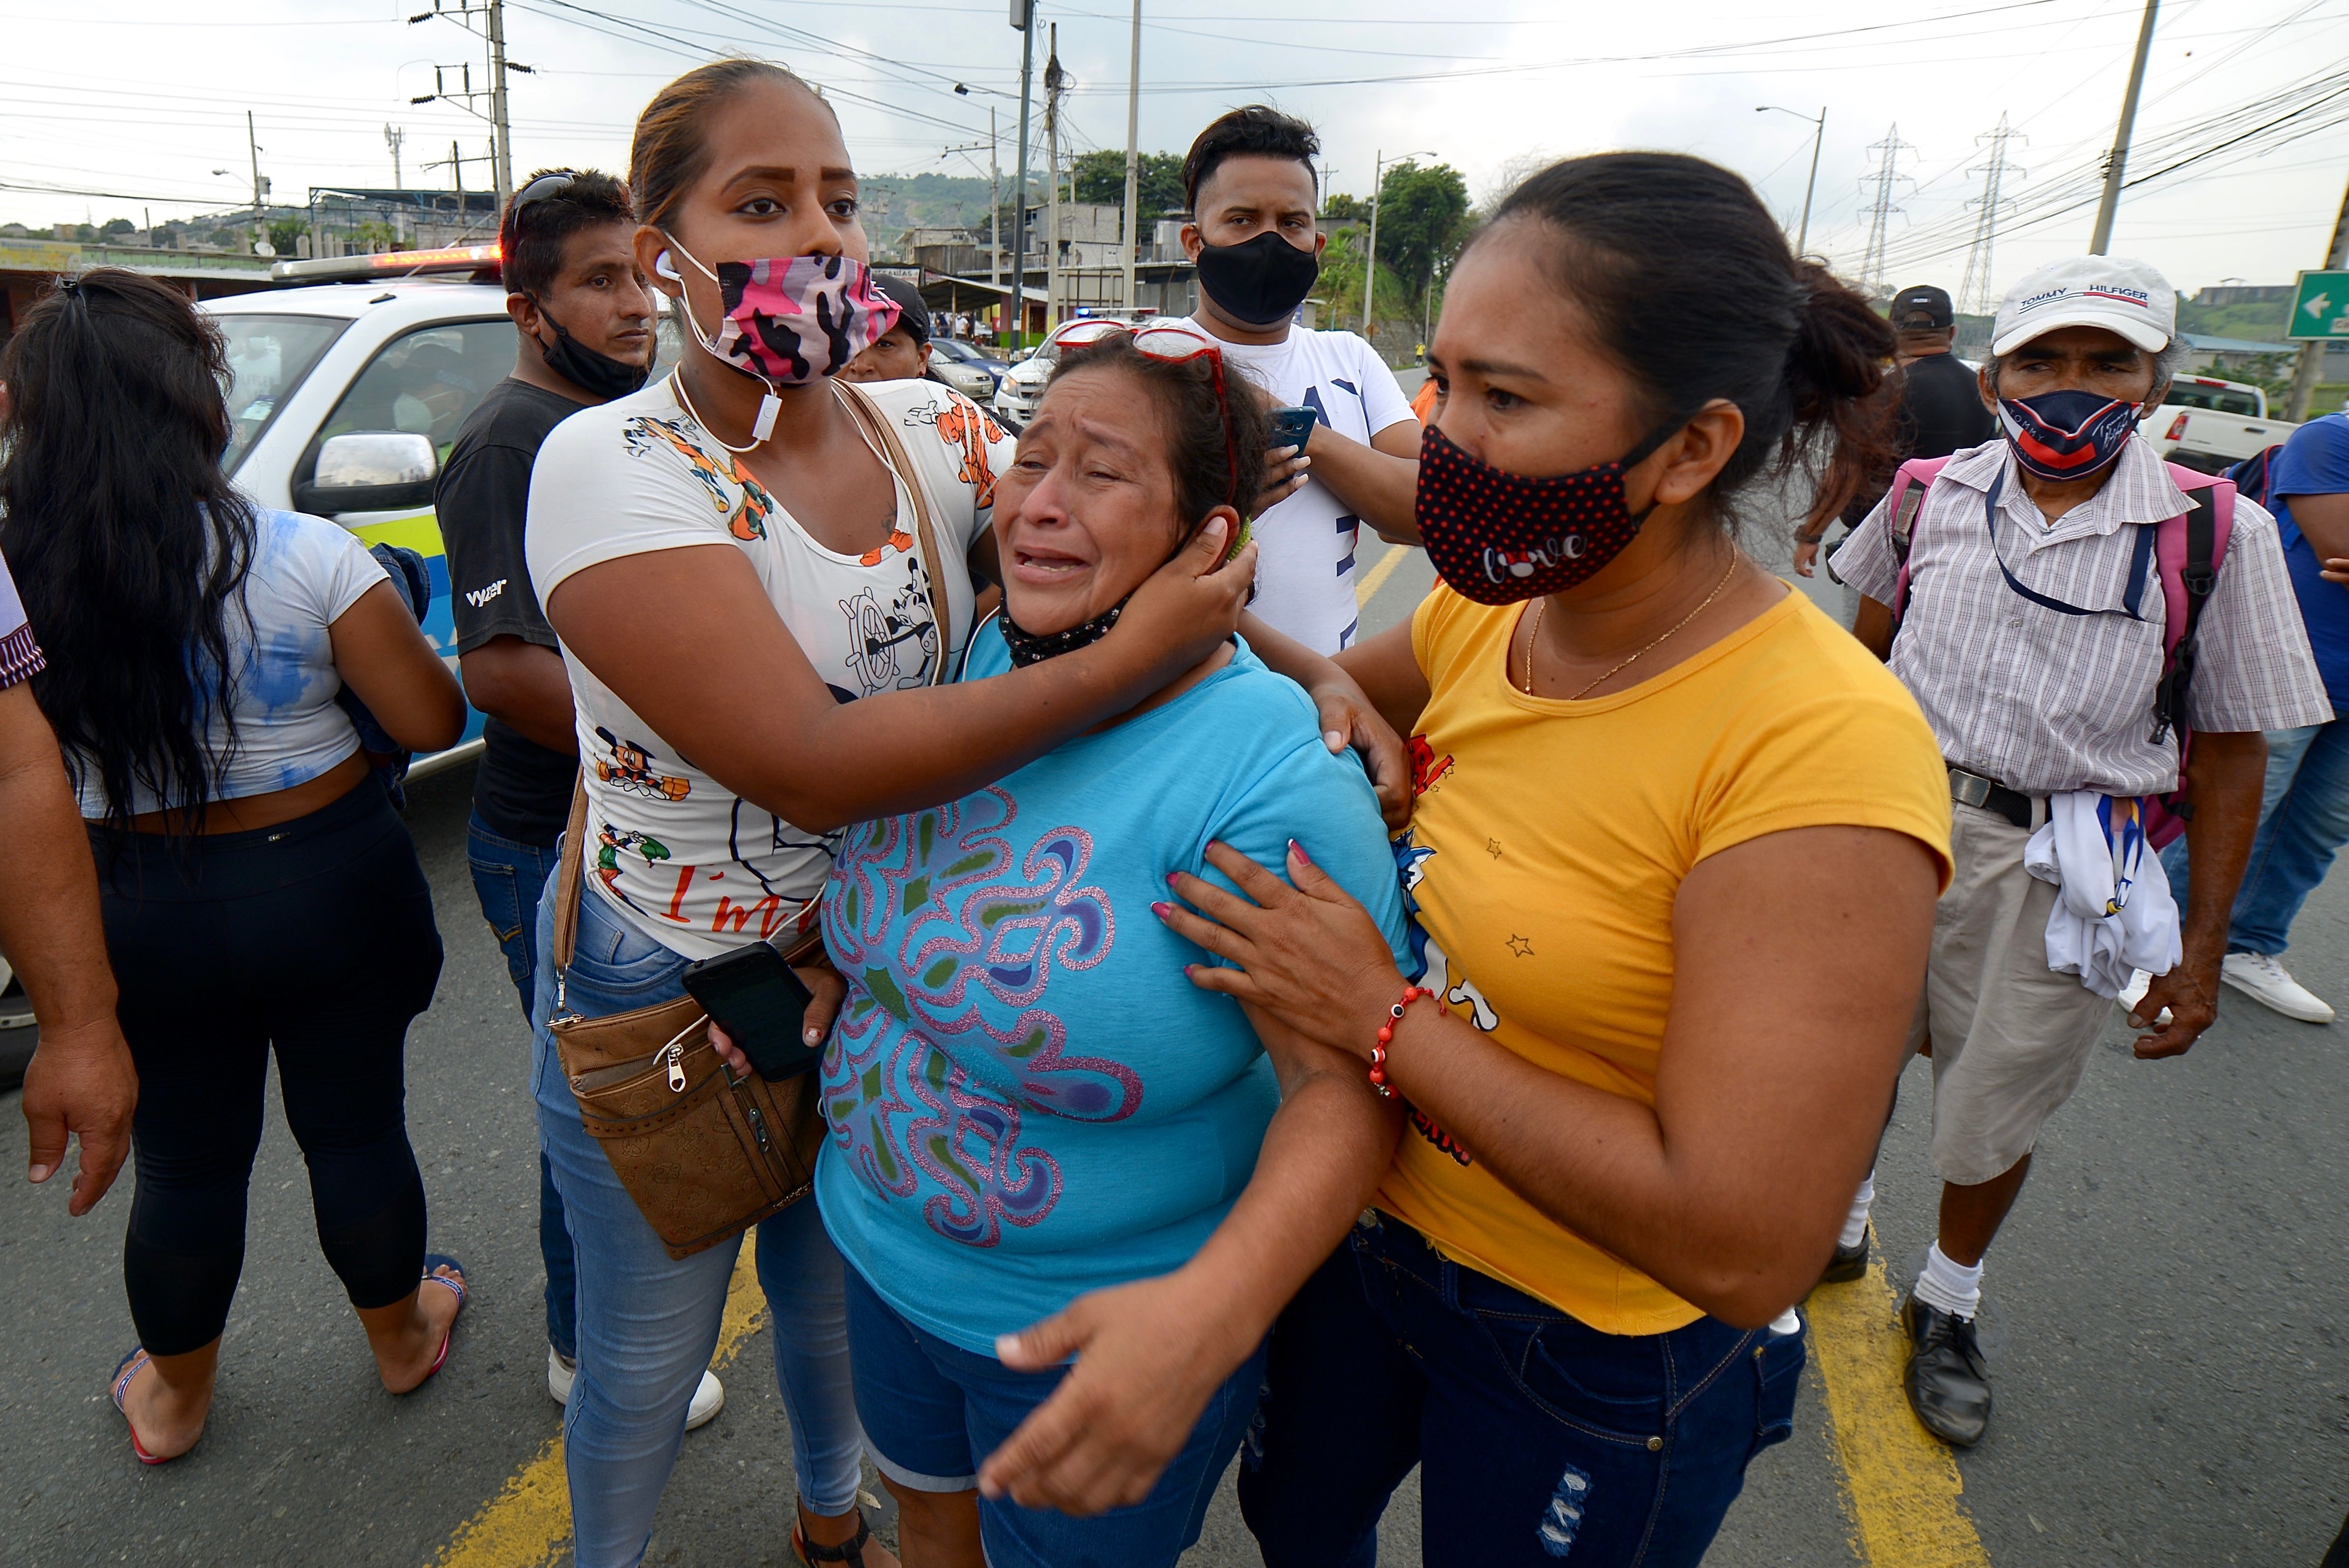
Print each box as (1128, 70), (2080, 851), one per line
(1478, 152), (1895, 536)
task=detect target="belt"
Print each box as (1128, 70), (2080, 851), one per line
(1947, 765), (2039, 832)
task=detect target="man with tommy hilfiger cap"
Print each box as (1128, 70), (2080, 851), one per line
(1832, 255), (2329, 1449)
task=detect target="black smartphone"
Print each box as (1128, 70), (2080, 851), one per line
(1269, 405), (1318, 453)
(681, 944), (822, 1081)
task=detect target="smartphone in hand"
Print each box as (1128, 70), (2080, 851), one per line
(1268, 405), (1318, 453)
(681, 944), (822, 1081)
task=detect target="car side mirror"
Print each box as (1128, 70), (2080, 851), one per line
(295, 431), (438, 516)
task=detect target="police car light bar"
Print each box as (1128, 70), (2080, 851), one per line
(269, 242), (501, 284)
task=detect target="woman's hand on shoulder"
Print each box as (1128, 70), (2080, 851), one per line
(1304, 675), (1409, 830)
(1161, 839), (1403, 1060)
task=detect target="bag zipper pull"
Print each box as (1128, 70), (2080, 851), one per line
(666, 1042), (687, 1093)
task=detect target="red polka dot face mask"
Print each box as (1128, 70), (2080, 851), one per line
(1413, 422), (1676, 604)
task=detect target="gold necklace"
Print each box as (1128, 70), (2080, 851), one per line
(1520, 552), (1743, 700)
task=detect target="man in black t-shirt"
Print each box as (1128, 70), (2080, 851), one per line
(1796, 283), (1998, 576)
(440, 169), (722, 1427)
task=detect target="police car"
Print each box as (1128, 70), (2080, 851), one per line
(201, 244), (522, 781)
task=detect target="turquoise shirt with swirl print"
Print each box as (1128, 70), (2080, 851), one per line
(814, 626), (1411, 1354)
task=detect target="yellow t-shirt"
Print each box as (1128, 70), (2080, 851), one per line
(1378, 581), (1953, 1335)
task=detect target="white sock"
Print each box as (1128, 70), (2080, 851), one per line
(1839, 1170), (1876, 1250)
(1913, 1241), (1984, 1320)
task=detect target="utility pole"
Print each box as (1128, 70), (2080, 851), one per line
(990, 107), (1002, 287)
(1044, 25), (1063, 333)
(2285, 171), (2349, 422)
(1757, 107), (1827, 256)
(1858, 123), (1910, 299)
(486, 0), (512, 203)
(247, 111), (270, 257)
(385, 124), (406, 187)
(2090, 0), (2160, 255)
(1360, 148), (1435, 338)
(1009, 0), (1035, 352)
(1121, 0), (1142, 312)
(1959, 116), (2026, 318)
(410, 0), (528, 208)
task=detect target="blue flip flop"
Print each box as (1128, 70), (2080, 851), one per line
(407, 1253), (467, 1389)
(110, 1348), (176, 1465)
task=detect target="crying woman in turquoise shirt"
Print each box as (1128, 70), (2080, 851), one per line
(811, 327), (1410, 1568)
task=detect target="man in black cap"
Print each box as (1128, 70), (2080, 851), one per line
(841, 272), (933, 385)
(1795, 283), (1997, 575)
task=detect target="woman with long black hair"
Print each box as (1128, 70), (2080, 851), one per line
(0, 268), (470, 1463)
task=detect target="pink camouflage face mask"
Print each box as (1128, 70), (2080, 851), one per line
(661, 239), (902, 386)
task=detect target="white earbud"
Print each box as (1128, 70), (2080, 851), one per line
(654, 250), (681, 282)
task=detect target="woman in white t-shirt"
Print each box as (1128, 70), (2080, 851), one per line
(523, 62), (1404, 1568)
(0, 269), (469, 1466)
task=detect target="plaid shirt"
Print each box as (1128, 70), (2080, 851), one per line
(1835, 435), (2331, 797)
(0, 555), (43, 692)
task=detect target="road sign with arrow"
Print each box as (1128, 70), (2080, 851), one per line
(2288, 269), (2349, 340)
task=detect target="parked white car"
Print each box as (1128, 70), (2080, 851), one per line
(992, 312), (1163, 427)
(2147, 375), (2299, 474)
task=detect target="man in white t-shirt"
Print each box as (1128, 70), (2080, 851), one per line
(1176, 106), (1422, 653)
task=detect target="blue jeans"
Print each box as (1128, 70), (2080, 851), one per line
(2161, 720), (2349, 957)
(464, 813), (576, 1360)
(1237, 1215), (1803, 1568)
(530, 881), (865, 1568)
(843, 1262), (1266, 1568)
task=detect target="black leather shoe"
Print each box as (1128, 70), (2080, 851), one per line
(1817, 1227), (1870, 1286)
(1902, 1291), (1991, 1447)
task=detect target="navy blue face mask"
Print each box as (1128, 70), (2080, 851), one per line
(1997, 387), (2144, 482)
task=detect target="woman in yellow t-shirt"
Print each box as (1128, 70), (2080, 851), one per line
(1160, 152), (1953, 1567)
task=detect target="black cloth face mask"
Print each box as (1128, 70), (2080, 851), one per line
(535, 306), (650, 401)
(1194, 232), (1321, 328)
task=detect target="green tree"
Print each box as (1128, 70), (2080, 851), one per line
(99, 217), (136, 239)
(268, 216), (309, 257)
(1370, 160), (1470, 302)
(1068, 149), (1187, 218)
(1321, 192), (1367, 223)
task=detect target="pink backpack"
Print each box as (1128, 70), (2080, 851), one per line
(1883, 455), (2235, 849)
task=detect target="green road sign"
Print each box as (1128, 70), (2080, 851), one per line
(2288, 269), (2349, 340)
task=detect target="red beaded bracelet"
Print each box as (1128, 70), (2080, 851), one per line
(1370, 984), (1444, 1099)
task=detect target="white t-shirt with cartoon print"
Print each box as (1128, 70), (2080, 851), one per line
(527, 374), (1016, 958)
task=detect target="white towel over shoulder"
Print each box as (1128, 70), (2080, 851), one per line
(2023, 791), (2181, 999)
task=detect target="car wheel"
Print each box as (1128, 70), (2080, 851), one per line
(0, 958), (37, 1092)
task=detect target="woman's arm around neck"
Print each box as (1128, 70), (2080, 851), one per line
(548, 521), (1256, 834)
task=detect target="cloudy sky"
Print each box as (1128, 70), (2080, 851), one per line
(5, 0), (2346, 306)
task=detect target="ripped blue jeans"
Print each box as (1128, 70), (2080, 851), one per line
(1237, 1213), (1802, 1568)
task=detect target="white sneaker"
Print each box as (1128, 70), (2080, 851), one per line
(2221, 951), (2336, 1024)
(548, 1346), (727, 1430)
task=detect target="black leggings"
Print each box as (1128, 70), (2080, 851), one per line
(96, 777), (444, 1357)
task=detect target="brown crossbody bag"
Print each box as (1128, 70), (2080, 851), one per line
(546, 378), (955, 1259)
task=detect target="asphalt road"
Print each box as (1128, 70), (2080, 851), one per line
(4, 536), (2346, 1567)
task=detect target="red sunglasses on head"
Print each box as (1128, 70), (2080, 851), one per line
(1047, 319), (1239, 511)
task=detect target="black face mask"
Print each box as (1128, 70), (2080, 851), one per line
(535, 307), (650, 401)
(1194, 232), (1321, 328)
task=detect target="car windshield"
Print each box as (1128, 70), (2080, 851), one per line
(2169, 386), (2262, 416)
(216, 314), (349, 475)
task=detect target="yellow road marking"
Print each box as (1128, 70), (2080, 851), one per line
(1807, 1257), (1993, 1567)
(1354, 541), (1411, 606)
(430, 1242), (767, 1568)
